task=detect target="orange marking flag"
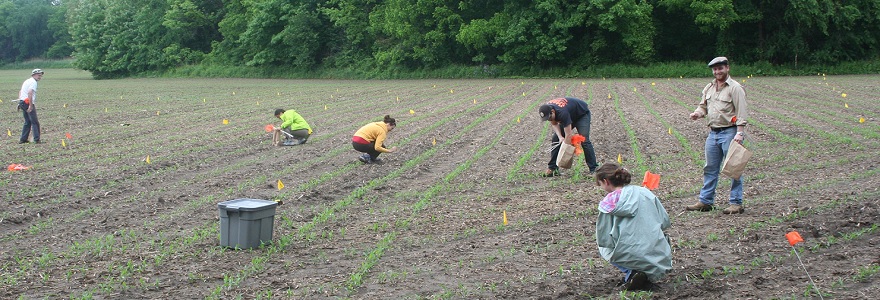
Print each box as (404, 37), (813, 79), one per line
(66, 132), (72, 140)
(786, 231), (804, 246)
(264, 124), (275, 133)
(7, 164), (31, 171)
(642, 171), (660, 190)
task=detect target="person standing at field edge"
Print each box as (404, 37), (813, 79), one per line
(538, 97), (598, 177)
(352, 115), (397, 164)
(274, 108), (312, 145)
(17, 69), (44, 144)
(686, 57), (749, 214)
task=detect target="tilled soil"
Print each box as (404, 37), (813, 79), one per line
(0, 71), (877, 299)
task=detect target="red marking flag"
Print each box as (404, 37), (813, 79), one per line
(642, 171), (660, 190)
(786, 231), (804, 246)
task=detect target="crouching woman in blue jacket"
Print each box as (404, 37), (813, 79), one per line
(594, 163), (672, 291)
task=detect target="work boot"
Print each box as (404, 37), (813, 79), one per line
(542, 169), (560, 177)
(723, 204), (744, 214)
(623, 271), (649, 291)
(685, 202), (714, 212)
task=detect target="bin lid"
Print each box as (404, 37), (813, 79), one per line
(218, 198), (278, 212)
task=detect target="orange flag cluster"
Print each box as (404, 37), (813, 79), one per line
(570, 134), (586, 155)
(7, 164), (30, 171)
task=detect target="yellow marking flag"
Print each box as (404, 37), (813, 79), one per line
(157, 111), (160, 116)
(651, 82), (655, 86)
(409, 109), (415, 115)
(617, 154), (622, 163)
(842, 93), (847, 98)
(324, 105), (328, 110)
(63, 103), (67, 108)
(61, 139), (66, 148)
(503, 211), (508, 225)
(859, 117), (865, 123)
(277, 180), (284, 190)
(7, 129), (10, 136)
(432, 138), (436, 146)
(668, 128), (672, 135)
(223, 119), (229, 125)
(473, 99), (476, 104)
(146, 155), (151, 164)
(517, 117), (521, 123)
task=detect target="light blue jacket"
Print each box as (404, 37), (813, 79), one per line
(596, 185), (672, 282)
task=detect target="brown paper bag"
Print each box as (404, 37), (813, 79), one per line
(272, 130), (283, 146)
(721, 141), (752, 179)
(556, 142), (575, 169)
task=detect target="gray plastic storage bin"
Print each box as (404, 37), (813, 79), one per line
(218, 198), (278, 249)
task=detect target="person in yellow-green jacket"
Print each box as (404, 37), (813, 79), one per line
(352, 115), (397, 164)
(274, 108), (312, 145)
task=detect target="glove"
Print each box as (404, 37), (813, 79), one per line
(308, 128), (313, 135)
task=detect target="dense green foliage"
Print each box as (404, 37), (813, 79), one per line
(2, 0), (880, 78)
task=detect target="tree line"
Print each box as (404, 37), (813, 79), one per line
(3, 0), (879, 78)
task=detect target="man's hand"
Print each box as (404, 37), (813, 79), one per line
(733, 133), (744, 144)
(389, 146), (398, 153)
(689, 112), (701, 120)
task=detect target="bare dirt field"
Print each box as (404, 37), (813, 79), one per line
(1, 70), (878, 299)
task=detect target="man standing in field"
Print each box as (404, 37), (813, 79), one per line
(18, 69), (44, 144)
(538, 97), (598, 177)
(686, 57), (749, 214)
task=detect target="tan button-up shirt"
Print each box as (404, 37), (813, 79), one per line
(694, 77), (748, 128)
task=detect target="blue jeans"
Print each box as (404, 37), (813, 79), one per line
(20, 107), (40, 142)
(611, 263), (632, 281)
(548, 112), (598, 171)
(699, 127), (743, 205)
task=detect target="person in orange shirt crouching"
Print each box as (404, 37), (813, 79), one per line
(352, 115), (398, 164)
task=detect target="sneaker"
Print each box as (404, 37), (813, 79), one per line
(19, 140), (29, 144)
(282, 140), (297, 146)
(541, 169), (560, 177)
(358, 154), (371, 164)
(623, 271), (649, 291)
(34, 140), (41, 144)
(298, 138), (308, 145)
(372, 158), (382, 163)
(723, 204), (744, 214)
(685, 202), (714, 212)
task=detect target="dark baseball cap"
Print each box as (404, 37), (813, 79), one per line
(538, 104), (553, 121)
